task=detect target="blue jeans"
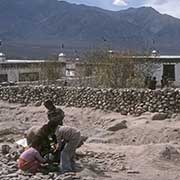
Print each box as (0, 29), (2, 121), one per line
(60, 132), (81, 172)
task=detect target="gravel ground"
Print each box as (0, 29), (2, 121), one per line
(1, 101), (180, 180)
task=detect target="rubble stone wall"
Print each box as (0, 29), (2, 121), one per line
(0, 86), (180, 115)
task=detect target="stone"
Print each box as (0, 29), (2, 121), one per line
(111, 168), (119, 172)
(127, 170), (140, 174)
(55, 175), (64, 180)
(6, 173), (18, 178)
(0, 86), (180, 116)
(119, 164), (127, 171)
(79, 168), (97, 179)
(1, 144), (11, 155)
(6, 138), (15, 143)
(172, 114), (178, 119)
(62, 175), (74, 180)
(82, 177), (95, 180)
(107, 120), (127, 131)
(160, 145), (180, 161)
(121, 111), (128, 116)
(151, 113), (168, 121)
(34, 101), (42, 107)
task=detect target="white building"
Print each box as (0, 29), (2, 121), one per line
(0, 53), (66, 83)
(1, 49), (180, 87)
(64, 53), (180, 87)
(58, 53), (66, 62)
(150, 55), (180, 86)
(128, 55), (180, 86)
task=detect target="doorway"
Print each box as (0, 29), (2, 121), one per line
(163, 64), (175, 81)
(0, 74), (8, 82)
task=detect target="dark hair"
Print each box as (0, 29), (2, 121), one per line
(44, 99), (53, 105)
(31, 137), (42, 149)
(44, 100), (55, 109)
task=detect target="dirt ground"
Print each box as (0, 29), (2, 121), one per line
(1, 101), (180, 180)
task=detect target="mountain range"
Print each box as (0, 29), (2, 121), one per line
(0, 0), (180, 58)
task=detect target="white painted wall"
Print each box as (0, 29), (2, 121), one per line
(66, 70), (75, 77)
(7, 70), (19, 82)
(0, 68), (40, 82)
(0, 69), (18, 82)
(174, 63), (180, 86)
(175, 63), (180, 82)
(153, 62), (180, 87)
(153, 63), (163, 86)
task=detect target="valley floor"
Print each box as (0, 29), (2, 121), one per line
(0, 101), (180, 180)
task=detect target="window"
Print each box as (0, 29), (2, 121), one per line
(19, 72), (39, 81)
(0, 74), (8, 82)
(163, 64), (175, 81)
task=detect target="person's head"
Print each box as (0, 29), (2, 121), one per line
(44, 100), (56, 110)
(31, 137), (42, 151)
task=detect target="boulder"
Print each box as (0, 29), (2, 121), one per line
(151, 113), (168, 121)
(121, 111), (128, 116)
(160, 145), (180, 161)
(107, 120), (127, 131)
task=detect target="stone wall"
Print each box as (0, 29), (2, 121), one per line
(0, 86), (180, 115)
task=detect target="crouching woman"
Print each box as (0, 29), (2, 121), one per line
(18, 138), (46, 173)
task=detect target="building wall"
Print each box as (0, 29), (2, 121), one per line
(0, 69), (19, 82)
(174, 63), (180, 86)
(153, 62), (180, 87)
(153, 63), (163, 86)
(0, 68), (40, 82)
(7, 69), (19, 82)
(0, 61), (66, 82)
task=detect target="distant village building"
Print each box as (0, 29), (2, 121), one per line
(1, 48), (180, 87)
(149, 55), (180, 86)
(127, 51), (180, 87)
(64, 50), (180, 87)
(0, 52), (66, 83)
(58, 53), (66, 62)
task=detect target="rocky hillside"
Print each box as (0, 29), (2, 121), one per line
(1, 0), (180, 58)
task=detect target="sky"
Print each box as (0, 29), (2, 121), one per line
(59, 0), (180, 18)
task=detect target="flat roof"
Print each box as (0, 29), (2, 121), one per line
(112, 55), (180, 62)
(0, 59), (65, 64)
(130, 55), (180, 59)
(157, 56), (180, 59)
(1, 55), (180, 64)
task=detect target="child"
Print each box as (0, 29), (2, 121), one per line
(18, 138), (46, 173)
